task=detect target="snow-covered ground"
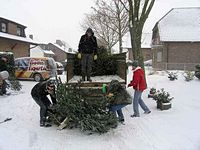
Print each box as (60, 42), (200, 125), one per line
(0, 68), (200, 150)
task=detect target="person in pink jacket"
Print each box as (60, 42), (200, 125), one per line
(128, 61), (151, 117)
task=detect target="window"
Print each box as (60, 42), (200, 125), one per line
(157, 51), (162, 62)
(1, 22), (7, 32)
(15, 58), (30, 70)
(17, 27), (22, 36)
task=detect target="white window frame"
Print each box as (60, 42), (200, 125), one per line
(17, 27), (22, 36)
(1, 22), (7, 32)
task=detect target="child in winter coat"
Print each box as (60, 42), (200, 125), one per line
(106, 80), (132, 123)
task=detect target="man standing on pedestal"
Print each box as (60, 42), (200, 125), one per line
(77, 28), (98, 82)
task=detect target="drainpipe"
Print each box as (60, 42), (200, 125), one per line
(166, 43), (169, 70)
(11, 43), (17, 50)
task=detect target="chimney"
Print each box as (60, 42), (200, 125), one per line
(29, 34), (33, 40)
(56, 39), (64, 47)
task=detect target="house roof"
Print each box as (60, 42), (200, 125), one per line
(52, 43), (76, 54)
(122, 32), (152, 49)
(0, 17), (26, 28)
(156, 7), (200, 42)
(31, 46), (54, 55)
(0, 32), (38, 45)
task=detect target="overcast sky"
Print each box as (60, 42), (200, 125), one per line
(0, 0), (200, 49)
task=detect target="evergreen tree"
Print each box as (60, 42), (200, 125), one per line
(50, 81), (118, 134)
(74, 47), (117, 76)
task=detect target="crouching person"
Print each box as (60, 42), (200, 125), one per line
(31, 80), (57, 127)
(106, 80), (132, 123)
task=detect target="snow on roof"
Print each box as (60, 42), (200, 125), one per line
(0, 17), (26, 28)
(43, 50), (54, 55)
(0, 32), (38, 45)
(122, 32), (152, 49)
(52, 43), (75, 54)
(158, 7), (200, 42)
(31, 46), (54, 55)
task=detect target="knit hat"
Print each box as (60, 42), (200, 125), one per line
(131, 60), (139, 67)
(46, 79), (55, 87)
(109, 80), (122, 92)
(0, 71), (9, 79)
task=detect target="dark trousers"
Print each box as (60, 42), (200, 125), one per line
(0, 80), (7, 95)
(81, 54), (93, 78)
(32, 96), (51, 123)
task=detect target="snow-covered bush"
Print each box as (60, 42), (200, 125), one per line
(195, 64), (200, 80)
(168, 72), (178, 81)
(148, 87), (157, 98)
(183, 71), (194, 81)
(153, 88), (173, 103)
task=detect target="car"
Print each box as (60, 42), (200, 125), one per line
(55, 61), (64, 75)
(15, 57), (57, 82)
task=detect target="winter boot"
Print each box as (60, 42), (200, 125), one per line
(144, 110), (151, 114)
(40, 120), (45, 127)
(80, 75), (85, 82)
(40, 117), (46, 127)
(87, 76), (92, 82)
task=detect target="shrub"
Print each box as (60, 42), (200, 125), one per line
(153, 88), (173, 103)
(168, 72), (178, 81)
(149, 87), (156, 95)
(183, 71), (194, 81)
(195, 64), (200, 80)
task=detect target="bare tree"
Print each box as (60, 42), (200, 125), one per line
(119, 0), (155, 68)
(81, 0), (129, 53)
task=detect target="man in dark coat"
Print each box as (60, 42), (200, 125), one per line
(31, 80), (57, 127)
(77, 28), (98, 82)
(0, 56), (8, 95)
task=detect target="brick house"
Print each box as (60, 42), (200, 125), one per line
(0, 17), (37, 58)
(152, 7), (200, 70)
(40, 40), (74, 63)
(122, 33), (152, 61)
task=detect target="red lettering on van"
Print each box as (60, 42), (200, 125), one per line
(30, 66), (47, 71)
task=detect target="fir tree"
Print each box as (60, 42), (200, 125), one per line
(50, 81), (118, 134)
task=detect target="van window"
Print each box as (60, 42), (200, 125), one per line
(15, 58), (30, 70)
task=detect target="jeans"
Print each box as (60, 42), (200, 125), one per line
(109, 104), (127, 120)
(81, 54), (93, 79)
(32, 96), (51, 123)
(133, 90), (150, 116)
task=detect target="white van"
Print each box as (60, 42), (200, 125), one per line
(15, 57), (57, 81)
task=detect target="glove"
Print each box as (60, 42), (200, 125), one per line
(107, 93), (114, 98)
(77, 53), (81, 59)
(94, 54), (97, 60)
